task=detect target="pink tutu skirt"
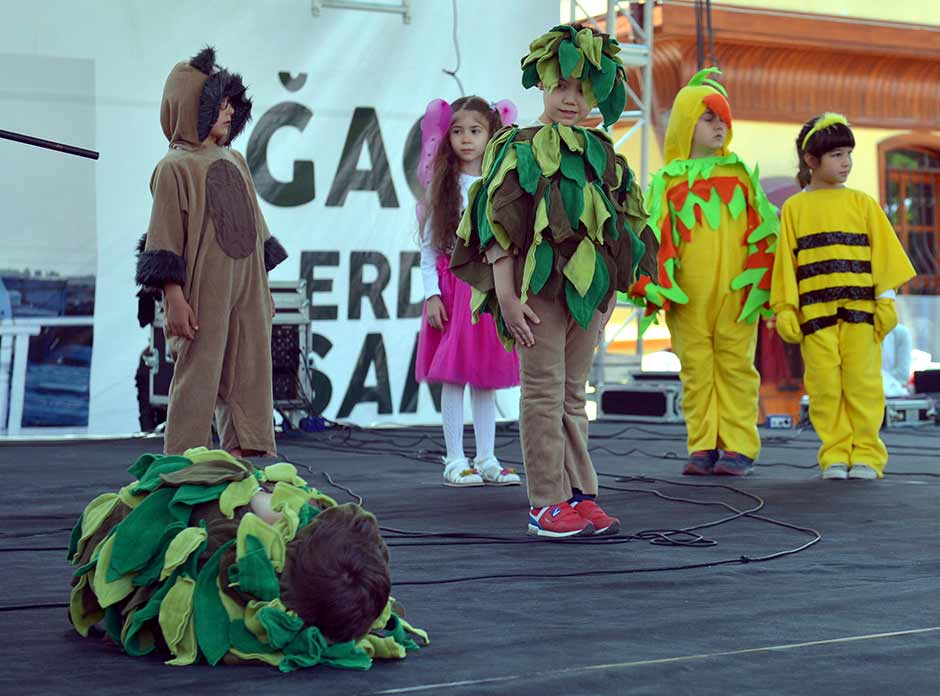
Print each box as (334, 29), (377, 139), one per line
(415, 254), (520, 389)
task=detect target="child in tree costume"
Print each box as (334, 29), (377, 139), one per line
(630, 69), (778, 476)
(451, 24), (658, 538)
(135, 48), (288, 457)
(67, 449), (427, 670)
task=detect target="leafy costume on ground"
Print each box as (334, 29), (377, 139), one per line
(450, 25), (658, 350)
(67, 449), (427, 671)
(629, 69), (778, 460)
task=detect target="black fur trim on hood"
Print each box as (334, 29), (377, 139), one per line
(190, 47), (217, 75)
(136, 249), (187, 290)
(264, 236), (289, 272)
(191, 47), (253, 146)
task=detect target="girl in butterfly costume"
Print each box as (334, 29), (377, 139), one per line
(415, 96), (522, 487)
(630, 69), (779, 476)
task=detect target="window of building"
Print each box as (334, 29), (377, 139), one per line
(881, 141), (940, 295)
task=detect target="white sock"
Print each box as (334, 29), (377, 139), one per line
(441, 383), (466, 461)
(470, 387), (496, 462)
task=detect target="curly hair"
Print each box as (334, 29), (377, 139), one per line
(283, 503), (391, 643)
(423, 96), (502, 253)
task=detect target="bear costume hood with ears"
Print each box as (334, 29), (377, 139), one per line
(160, 46), (252, 148)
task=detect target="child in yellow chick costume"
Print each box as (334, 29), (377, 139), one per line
(631, 69), (778, 476)
(770, 113), (915, 480)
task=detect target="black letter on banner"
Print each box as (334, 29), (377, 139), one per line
(399, 332), (442, 413)
(349, 251), (390, 320)
(337, 333), (392, 418)
(402, 117), (424, 201)
(326, 107), (399, 208)
(300, 251), (339, 321)
(397, 251), (423, 319)
(307, 333), (333, 415)
(246, 102), (315, 207)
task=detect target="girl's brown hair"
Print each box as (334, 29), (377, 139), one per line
(795, 116), (856, 189)
(423, 96), (502, 252)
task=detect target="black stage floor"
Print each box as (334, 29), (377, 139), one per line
(2, 421), (939, 695)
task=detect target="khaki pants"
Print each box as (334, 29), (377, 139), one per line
(518, 293), (602, 507)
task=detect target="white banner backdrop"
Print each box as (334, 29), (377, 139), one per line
(0, 0), (556, 433)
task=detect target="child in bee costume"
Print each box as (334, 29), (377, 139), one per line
(771, 113), (916, 480)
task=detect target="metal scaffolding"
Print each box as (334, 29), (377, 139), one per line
(311, 0), (411, 23)
(568, 1), (657, 386)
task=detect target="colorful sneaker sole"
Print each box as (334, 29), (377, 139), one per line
(683, 461), (715, 476)
(526, 521), (596, 538)
(713, 464), (753, 476)
(591, 520), (620, 535)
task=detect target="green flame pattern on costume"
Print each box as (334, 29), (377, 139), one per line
(629, 153), (780, 335)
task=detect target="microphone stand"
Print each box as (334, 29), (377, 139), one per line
(0, 128), (99, 160)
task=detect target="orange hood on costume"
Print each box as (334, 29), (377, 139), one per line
(160, 47), (252, 149)
(663, 70), (733, 164)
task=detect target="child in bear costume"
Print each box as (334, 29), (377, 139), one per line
(136, 48), (288, 457)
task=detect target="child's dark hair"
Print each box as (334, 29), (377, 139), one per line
(424, 96), (502, 253)
(796, 115), (855, 188)
(568, 22), (603, 36)
(284, 503), (391, 643)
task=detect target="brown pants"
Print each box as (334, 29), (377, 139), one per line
(518, 293), (602, 507)
(164, 300), (276, 456)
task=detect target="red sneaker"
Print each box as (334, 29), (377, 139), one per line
(528, 502), (595, 538)
(714, 451), (754, 476)
(571, 499), (621, 535)
(683, 450), (718, 476)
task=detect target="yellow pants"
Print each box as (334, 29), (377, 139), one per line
(802, 321), (887, 475)
(667, 202), (761, 459)
(667, 292), (761, 459)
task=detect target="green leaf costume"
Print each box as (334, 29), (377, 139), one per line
(450, 123), (658, 350)
(67, 448), (427, 671)
(520, 24), (629, 128)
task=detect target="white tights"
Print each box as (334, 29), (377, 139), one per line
(440, 383), (497, 463)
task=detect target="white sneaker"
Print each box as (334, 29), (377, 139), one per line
(822, 463), (848, 480)
(848, 463), (879, 480)
(475, 456), (521, 486)
(443, 457), (484, 487)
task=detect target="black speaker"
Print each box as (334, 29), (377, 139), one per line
(601, 389), (667, 416)
(913, 369), (940, 394)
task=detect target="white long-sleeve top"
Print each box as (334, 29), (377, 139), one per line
(419, 172), (479, 301)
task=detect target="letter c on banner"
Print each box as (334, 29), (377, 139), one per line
(246, 102), (315, 207)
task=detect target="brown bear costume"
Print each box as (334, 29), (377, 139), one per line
(136, 48), (288, 455)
